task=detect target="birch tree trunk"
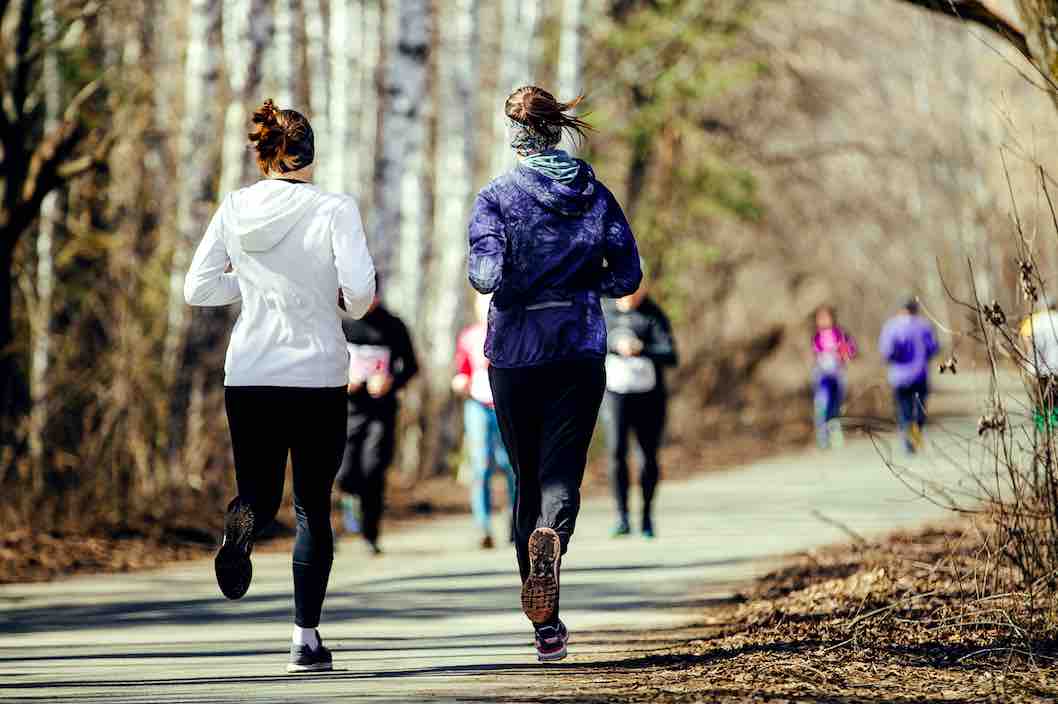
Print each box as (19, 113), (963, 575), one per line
(28, 0), (62, 474)
(415, 0), (479, 475)
(164, 0), (222, 469)
(304, 0), (331, 165)
(272, 0), (306, 105)
(359, 0), (381, 209)
(164, 0), (222, 376)
(373, 0), (431, 298)
(220, 0), (273, 196)
(326, 0), (362, 193)
(557, 0), (584, 153)
(428, 0), (478, 379)
(491, 0), (540, 176)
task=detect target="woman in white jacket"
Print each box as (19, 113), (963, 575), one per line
(184, 99), (375, 673)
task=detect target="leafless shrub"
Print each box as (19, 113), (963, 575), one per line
(874, 162), (1058, 650)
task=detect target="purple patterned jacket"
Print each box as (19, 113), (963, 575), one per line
(468, 161), (642, 368)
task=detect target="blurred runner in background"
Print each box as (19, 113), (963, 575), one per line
(603, 273), (677, 539)
(452, 293), (516, 550)
(879, 298), (939, 453)
(811, 305), (857, 449)
(1019, 296), (1058, 430)
(336, 278), (418, 555)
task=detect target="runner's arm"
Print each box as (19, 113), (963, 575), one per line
(389, 318), (419, 392)
(599, 191), (642, 299)
(468, 190), (505, 295)
(184, 202), (240, 306)
(333, 199), (376, 320)
(644, 306), (678, 366)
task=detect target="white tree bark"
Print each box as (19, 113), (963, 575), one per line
(359, 0), (381, 208)
(491, 0), (540, 176)
(220, 0), (273, 195)
(164, 0), (222, 378)
(374, 0), (430, 313)
(28, 0), (62, 471)
(304, 0), (331, 171)
(427, 0), (479, 378)
(326, 0), (362, 193)
(272, 0), (296, 105)
(557, 0), (584, 153)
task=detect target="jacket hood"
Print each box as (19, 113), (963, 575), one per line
(223, 180), (324, 252)
(511, 160), (598, 216)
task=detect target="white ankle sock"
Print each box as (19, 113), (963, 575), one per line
(293, 625), (320, 649)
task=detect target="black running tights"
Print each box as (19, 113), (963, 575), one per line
(224, 386), (346, 628)
(488, 359), (606, 586)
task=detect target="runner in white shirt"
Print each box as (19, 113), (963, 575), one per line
(184, 99), (374, 674)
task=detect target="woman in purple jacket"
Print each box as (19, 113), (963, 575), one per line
(468, 86), (642, 662)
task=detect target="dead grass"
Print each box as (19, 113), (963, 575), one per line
(547, 523), (1058, 703)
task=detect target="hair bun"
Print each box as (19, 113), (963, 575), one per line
(252, 99), (281, 128)
(247, 98), (316, 176)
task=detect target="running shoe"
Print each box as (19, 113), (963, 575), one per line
(481, 534), (495, 550)
(908, 422), (923, 451)
(611, 517), (631, 538)
(642, 515), (655, 540)
(522, 527), (561, 624)
(215, 498), (255, 600)
(341, 496), (360, 534)
(827, 419), (845, 449)
(534, 620), (569, 662)
(287, 634), (333, 673)
(366, 540), (383, 556)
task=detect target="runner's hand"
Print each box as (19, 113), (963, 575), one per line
(347, 381), (363, 395)
(616, 338), (643, 357)
(367, 374), (393, 398)
(451, 374), (471, 396)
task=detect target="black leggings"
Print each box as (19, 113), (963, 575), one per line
(224, 386), (346, 628)
(894, 379), (929, 430)
(335, 406), (396, 544)
(489, 359), (606, 588)
(603, 390), (666, 522)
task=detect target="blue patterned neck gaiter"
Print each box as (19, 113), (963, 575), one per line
(506, 117), (562, 157)
(521, 149), (581, 185)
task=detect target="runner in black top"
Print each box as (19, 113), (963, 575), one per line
(602, 276), (677, 539)
(335, 288), (418, 555)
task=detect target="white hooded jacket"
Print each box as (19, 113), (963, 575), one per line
(184, 179), (376, 387)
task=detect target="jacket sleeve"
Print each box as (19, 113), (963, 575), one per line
(924, 325), (940, 359)
(878, 324), (894, 362)
(389, 317), (420, 392)
(644, 305), (678, 366)
(333, 198), (376, 320)
(184, 201), (241, 307)
(468, 189), (506, 295)
(600, 191), (642, 298)
(841, 328), (858, 361)
(454, 333), (472, 378)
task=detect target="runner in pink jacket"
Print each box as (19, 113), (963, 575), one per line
(452, 295), (516, 550)
(811, 306), (857, 448)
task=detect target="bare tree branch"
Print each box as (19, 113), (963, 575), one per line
(896, 0), (1032, 60)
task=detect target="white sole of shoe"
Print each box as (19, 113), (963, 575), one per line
(286, 662), (333, 673)
(522, 527), (561, 624)
(537, 644), (568, 662)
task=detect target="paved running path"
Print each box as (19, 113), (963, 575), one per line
(0, 375), (999, 703)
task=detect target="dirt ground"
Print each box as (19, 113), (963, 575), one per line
(526, 522), (1058, 703)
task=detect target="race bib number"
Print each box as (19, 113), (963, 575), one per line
(348, 344), (391, 383)
(605, 354), (657, 394)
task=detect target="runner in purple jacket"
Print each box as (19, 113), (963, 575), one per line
(468, 86), (642, 662)
(879, 298), (939, 453)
